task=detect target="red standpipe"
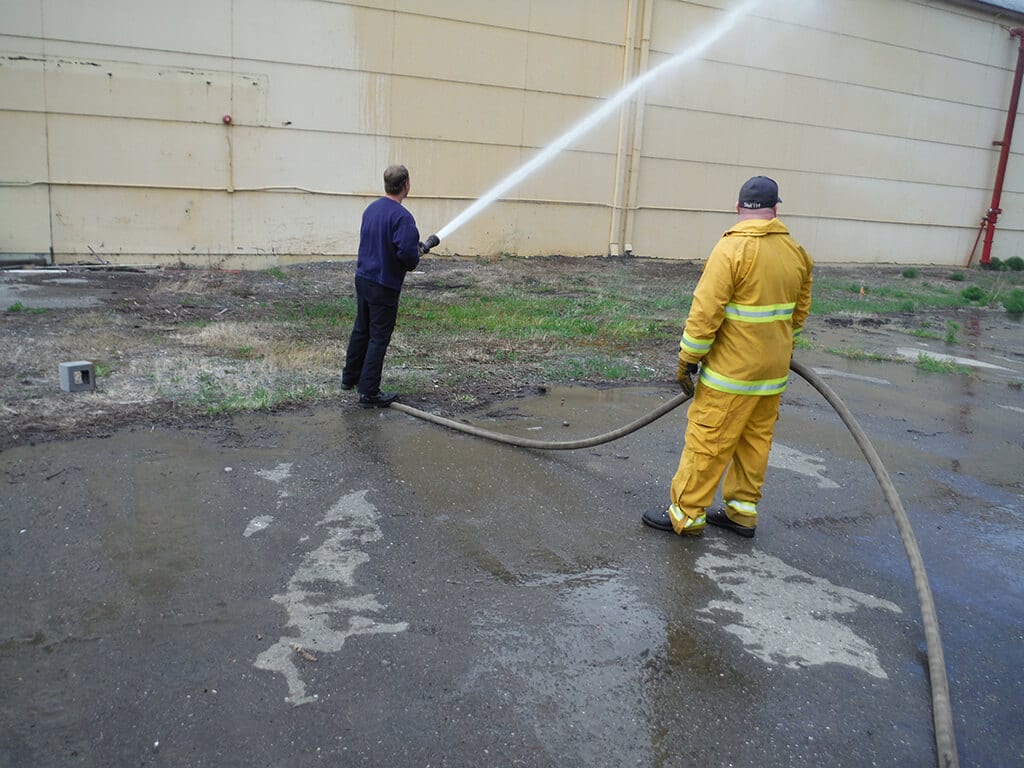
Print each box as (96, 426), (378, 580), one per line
(979, 28), (1024, 266)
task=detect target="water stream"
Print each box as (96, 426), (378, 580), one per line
(433, 0), (764, 243)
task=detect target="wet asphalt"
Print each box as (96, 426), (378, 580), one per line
(2, 322), (1023, 768)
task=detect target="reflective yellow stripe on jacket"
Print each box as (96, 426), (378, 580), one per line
(724, 302), (796, 323)
(700, 365), (789, 396)
(680, 331), (714, 357)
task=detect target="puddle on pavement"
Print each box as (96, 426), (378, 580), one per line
(90, 433), (224, 601)
(365, 385), (678, 583)
(467, 384), (676, 441)
(462, 562), (669, 766)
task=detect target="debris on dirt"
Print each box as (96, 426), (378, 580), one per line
(290, 643), (317, 662)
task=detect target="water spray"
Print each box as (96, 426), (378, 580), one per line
(425, 0), (764, 249)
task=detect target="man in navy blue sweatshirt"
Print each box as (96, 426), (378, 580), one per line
(342, 165), (421, 407)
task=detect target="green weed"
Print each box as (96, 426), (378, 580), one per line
(277, 298), (357, 325)
(944, 321), (960, 345)
(915, 353), (970, 375)
(264, 266), (287, 279)
(1002, 288), (1024, 314)
(910, 322), (940, 340)
(6, 301), (48, 314)
(194, 371), (323, 414)
(961, 286), (988, 303)
(901, 268), (920, 278)
(545, 355), (635, 380)
(825, 347), (899, 362)
(235, 346), (264, 360)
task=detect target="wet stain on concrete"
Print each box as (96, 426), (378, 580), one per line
(255, 489), (408, 705)
(695, 542), (902, 678)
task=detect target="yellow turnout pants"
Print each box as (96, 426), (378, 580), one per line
(669, 385), (781, 534)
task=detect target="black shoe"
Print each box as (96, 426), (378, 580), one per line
(341, 382), (355, 391)
(643, 505), (705, 536)
(642, 508), (674, 531)
(359, 391), (398, 408)
(706, 508), (756, 538)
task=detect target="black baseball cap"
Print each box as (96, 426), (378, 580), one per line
(738, 176), (781, 209)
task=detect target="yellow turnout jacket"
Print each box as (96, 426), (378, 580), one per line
(680, 217), (813, 396)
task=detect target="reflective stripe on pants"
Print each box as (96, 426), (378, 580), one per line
(669, 385), (781, 525)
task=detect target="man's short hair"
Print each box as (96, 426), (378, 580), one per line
(384, 165), (409, 195)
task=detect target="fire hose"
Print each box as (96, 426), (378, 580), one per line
(390, 359), (958, 768)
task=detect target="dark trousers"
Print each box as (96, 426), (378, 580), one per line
(342, 276), (401, 397)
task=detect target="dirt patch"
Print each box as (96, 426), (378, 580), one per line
(2, 257), (1020, 450)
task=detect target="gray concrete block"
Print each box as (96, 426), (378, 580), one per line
(59, 361), (96, 393)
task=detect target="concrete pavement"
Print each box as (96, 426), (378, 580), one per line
(2, 343), (1023, 767)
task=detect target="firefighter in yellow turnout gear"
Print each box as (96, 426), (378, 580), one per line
(643, 176), (813, 538)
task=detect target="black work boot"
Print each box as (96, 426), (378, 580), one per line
(706, 508), (756, 538)
(359, 391), (399, 408)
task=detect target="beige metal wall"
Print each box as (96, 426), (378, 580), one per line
(1, 0), (1022, 266)
(633, 0), (1024, 264)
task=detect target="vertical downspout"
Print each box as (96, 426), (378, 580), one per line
(980, 27), (1024, 266)
(622, 0), (654, 255)
(608, 0), (640, 256)
(41, 3), (55, 265)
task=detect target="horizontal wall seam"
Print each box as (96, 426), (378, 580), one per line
(635, 206), (1023, 232)
(0, 179), (621, 207)
(0, 99), (1012, 158)
(5, 31), (1015, 112)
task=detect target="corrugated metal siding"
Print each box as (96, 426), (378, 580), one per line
(1, 0), (1022, 265)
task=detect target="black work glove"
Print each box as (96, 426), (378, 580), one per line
(677, 361), (699, 397)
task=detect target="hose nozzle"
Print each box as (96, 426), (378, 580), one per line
(420, 234), (441, 254)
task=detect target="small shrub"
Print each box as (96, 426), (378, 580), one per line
(901, 268), (920, 278)
(1005, 256), (1024, 272)
(1003, 288), (1024, 314)
(983, 257), (1004, 271)
(961, 286), (987, 303)
(944, 321), (959, 345)
(947, 272), (965, 282)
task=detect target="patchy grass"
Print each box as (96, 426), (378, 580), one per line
(915, 353), (971, 375)
(909, 322), (941, 340)
(1002, 288), (1024, 315)
(825, 347), (900, 362)
(944, 321), (960, 345)
(3, 258), (1021, 448)
(811, 269), (1023, 314)
(6, 302), (48, 314)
